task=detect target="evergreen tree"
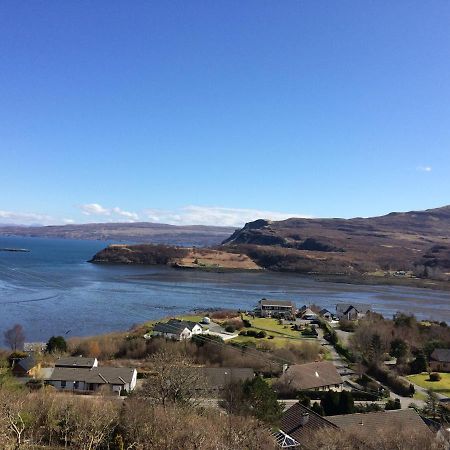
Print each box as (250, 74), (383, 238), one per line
(241, 376), (283, 425)
(46, 336), (68, 353)
(338, 391), (354, 414)
(321, 391), (339, 415)
(410, 353), (427, 374)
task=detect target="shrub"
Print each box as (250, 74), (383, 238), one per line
(256, 331), (267, 339)
(367, 364), (412, 397)
(429, 372), (441, 382)
(225, 325), (236, 333)
(239, 330), (248, 336)
(385, 398), (401, 410)
(242, 319), (252, 328)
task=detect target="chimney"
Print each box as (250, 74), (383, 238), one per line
(300, 413), (309, 426)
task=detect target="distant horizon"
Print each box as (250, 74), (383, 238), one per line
(0, 202), (448, 228)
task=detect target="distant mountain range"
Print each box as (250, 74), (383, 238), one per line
(0, 222), (236, 247)
(89, 205), (450, 285)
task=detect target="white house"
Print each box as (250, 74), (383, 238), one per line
(48, 366), (137, 394)
(152, 319), (203, 340)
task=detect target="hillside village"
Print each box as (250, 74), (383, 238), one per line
(1, 297), (450, 449)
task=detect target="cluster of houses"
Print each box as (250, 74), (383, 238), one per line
(257, 297), (372, 322)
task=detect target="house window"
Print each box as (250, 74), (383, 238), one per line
(74, 381), (79, 389)
(61, 381), (66, 388)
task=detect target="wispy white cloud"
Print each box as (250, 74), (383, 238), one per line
(79, 203), (111, 216)
(1, 204), (309, 227)
(417, 165), (432, 172)
(143, 205), (310, 227)
(78, 203), (139, 221)
(0, 210), (56, 226)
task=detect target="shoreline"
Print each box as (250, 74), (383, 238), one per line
(90, 259), (450, 292)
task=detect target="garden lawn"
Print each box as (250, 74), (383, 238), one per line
(242, 316), (303, 338)
(230, 334), (307, 348)
(407, 373), (450, 396)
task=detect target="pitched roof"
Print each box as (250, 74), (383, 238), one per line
(16, 355), (38, 372)
(49, 366), (136, 385)
(300, 308), (316, 317)
(336, 303), (372, 314)
(430, 348), (450, 363)
(192, 367), (254, 389)
(280, 361), (343, 390)
(55, 357), (96, 368)
(280, 403), (336, 447)
(326, 409), (432, 438)
(319, 309), (332, 315)
(260, 299), (295, 307)
(153, 319), (201, 335)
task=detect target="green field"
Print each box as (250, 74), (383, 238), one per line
(407, 373), (450, 396)
(241, 315), (306, 338)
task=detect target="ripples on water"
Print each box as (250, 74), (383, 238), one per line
(0, 236), (450, 341)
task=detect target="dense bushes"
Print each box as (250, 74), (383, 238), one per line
(367, 364), (413, 397)
(239, 329), (266, 338)
(429, 372), (442, 382)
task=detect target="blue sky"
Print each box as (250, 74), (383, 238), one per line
(1, 1), (449, 226)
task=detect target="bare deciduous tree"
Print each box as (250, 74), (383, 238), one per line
(3, 324), (25, 351)
(140, 349), (206, 406)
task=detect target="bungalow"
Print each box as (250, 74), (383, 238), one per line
(11, 355), (41, 378)
(47, 366), (137, 394)
(153, 319), (203, 340)
(276, 403), (433, 449)
(429, 348), (450, 372)
(277, 361), (343, 392)
(258, 299), (296, 319)
(55, 356), (98, 368)
(336, 303), (372, 320)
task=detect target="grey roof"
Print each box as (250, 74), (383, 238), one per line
(319, 309), (332, 315)
(280, 403), (336, 447)
(153, 319), (201, 335)
(336, 303), (372, 314)
(49, 366), (135, 385)
(279, 361), (343, 390)
(16, 355), (38, 372)
(300, 308), (316, 317)
(193, 367), (254, 389)
(327, 409), (432, 437)
(431, 348), (450, 363)
(55, 357), (96, 368)
(260, 299), (295, 307)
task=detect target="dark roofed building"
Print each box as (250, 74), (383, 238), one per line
(55, 356), (98, 368)
(152, 319), (203, 340)
(12, 355), (41, 378)
(194, 367), (254, 391)
(278, 361), (343, 391)
(277, 404), (432, 449)
(430, 348), (450, 372)
(48, 366), (137, 393)
(319, 309), (333, 320)
(278, 403), (336, 448)
(336, 303), (372, 320)
(326, 409), (432, 439)
(259, 298), (296, 318)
